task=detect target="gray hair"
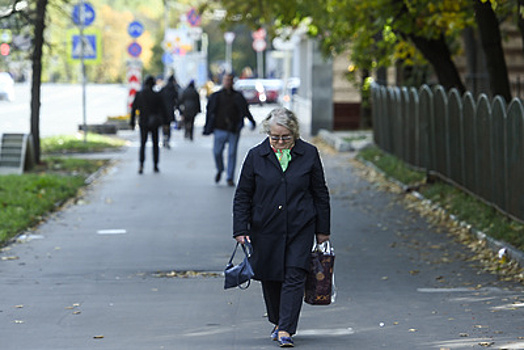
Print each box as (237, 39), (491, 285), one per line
(262, 108), (300, 139)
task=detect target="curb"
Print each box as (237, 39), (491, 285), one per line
(317, 129), (373, 152)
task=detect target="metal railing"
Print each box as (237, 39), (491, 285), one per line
(372, 83), (524, 222)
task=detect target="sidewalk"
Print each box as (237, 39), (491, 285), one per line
(1, 120), (523, 350)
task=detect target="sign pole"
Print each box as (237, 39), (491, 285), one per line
(80, 0), (87, 143)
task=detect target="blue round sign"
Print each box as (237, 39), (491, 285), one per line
(72, 3), (96, 27)
(162, 52), (174, 65)
(128, 21), (144, 38)
(127, 42), (142, 57)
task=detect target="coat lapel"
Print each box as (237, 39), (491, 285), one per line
(258, 138), (306, 173)
(259, 138), (282, 172)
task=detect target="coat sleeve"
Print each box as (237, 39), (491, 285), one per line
(130, 92), (140, 127)
(203, 93), (216, 135)
(310, 148), (331, 235)
(233, 150), (255, 237)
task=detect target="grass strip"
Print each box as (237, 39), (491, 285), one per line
(41, 133), (126, 154)
(0, 133), (123, 246)
(0, 173), (85, 244)
(358, 145), (524, 251)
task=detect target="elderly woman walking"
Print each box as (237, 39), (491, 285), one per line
(233, 107), (331, 347)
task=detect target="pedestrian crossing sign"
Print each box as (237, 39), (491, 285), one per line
(68, 29), (101, 64)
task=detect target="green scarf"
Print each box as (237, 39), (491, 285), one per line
(274, 148), (292, 171)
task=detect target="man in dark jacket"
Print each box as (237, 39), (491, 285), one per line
(180, 80), (201, 141)
(203, 73), (256, 186)
(160, 75), (180, 149)
(130, 75), (168, 174)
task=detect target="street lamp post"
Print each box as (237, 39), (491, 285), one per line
(224, 32), (235, 74)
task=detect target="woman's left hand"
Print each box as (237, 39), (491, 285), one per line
(316, 233), (330, 244)
(235, 235), (250, 244)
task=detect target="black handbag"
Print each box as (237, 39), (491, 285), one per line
(224, 241), (254, 290)
(304, 240), (335, 305)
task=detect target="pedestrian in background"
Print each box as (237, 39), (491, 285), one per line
(203, 73), (256, 186)
(130, 75), (168, 174)
(180, 80), (201, 141)
(160, 74), (180, 149)
(232, 107), (331, 347)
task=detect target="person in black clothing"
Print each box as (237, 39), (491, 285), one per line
(160, 75), (180, 149)
(130, 75), (168, 174)
(203, 73), (256, 186)
(180, 80), (201, 141)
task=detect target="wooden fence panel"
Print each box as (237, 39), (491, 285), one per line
(506, 99), (524, 219)
(433, 86), (449, 176)
(418, 86), (433, 169)
(447, 89), (464, 185)
(476, 95), (493, 202)
(491, 97), (507, 212)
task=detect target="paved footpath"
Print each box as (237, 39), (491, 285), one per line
(1, 110), (523, 350)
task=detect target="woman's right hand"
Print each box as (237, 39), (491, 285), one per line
(235, 235), (250, 244)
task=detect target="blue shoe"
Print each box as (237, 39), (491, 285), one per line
(270, 326), (278, 341)
(278, 336), (294, 347)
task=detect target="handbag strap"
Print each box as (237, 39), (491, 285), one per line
(228, 241), (253, 265)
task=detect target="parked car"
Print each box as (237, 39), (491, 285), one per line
(260, 79), (283, 104)
(234, 79), (266, 105)
(0, 72), (15, 102)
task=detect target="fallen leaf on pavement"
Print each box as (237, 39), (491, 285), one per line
(478, 341), (494, 347)
(1, 256), (19, 261)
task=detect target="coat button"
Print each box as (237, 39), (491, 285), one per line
(278, 205), (283, 210)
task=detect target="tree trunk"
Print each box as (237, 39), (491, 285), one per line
(474, 0), (511, 101)
(30, 0), (48, 164)
(360, 68), (372, 129)
(408, 33), (466, 94)
(518, 0), (524, 56)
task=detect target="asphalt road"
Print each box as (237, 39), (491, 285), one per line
(1, 107), (523, 349)
(0, 83), (129, 137)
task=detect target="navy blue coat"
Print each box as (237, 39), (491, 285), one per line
(233, 138), (331, 281)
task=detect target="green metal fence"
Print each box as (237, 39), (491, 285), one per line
(372, 83), (524, 222)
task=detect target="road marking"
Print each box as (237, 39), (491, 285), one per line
(297, 328), (354, 337)
(97, 229), (127, 235)
(417, 287), (502, 293)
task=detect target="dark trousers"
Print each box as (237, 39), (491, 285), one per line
(162, 124), (171, 145)
(261, 267), (307, 335)
(139, 126), (159, 166)
(184, 114), (195, 140)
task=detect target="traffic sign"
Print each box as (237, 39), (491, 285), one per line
(72, 34), (97, 59)
(162, 52), (174, 65)
(127, 42), (142, 57)
(1, 29), (12, 43)
(0, 43), (9, 56)
(72, 2), (96, 27)
(252, 28), (266, 40)
(252, 39), (266, 52)
(187, 8), (201, 27)
(128, 21), (144, 38)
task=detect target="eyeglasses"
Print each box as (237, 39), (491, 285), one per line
(269, 135), (293, 142)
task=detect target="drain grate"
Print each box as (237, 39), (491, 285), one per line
(152, 270), (222, 278)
